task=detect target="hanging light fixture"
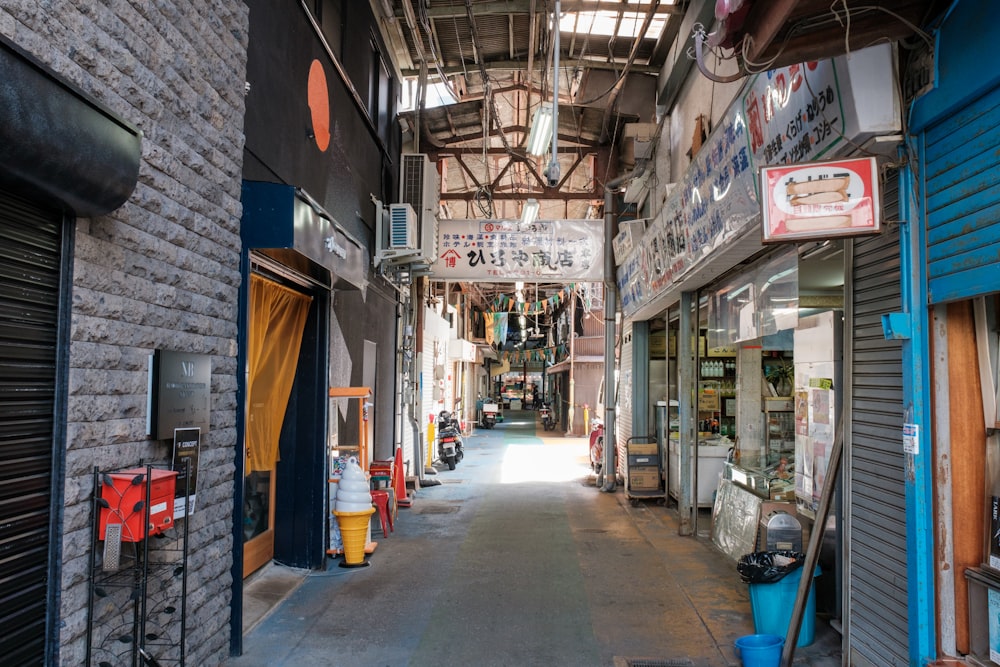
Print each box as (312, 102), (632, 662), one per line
(520, 198), (540, 225)
(526, 104), (553, 157)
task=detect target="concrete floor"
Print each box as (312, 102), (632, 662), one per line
(229, 411), (843, 666)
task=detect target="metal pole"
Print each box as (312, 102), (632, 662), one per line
(678, 290), (695, 535)
(780, 420), (843, 667)
(567, 289), (576, 434)
(546, 0), (561, 186)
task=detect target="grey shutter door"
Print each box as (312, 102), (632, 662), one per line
(924, 83), (1000, 304)
(0, 190), (63, 664)
(846, 173), (909, 665)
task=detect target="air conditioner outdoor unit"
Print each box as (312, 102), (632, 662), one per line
(388, 203), (418, 249)
(399, 153), (439, 262)
(623, 170), (651, 205)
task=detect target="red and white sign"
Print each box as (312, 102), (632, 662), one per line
(760, 156), (880, 242)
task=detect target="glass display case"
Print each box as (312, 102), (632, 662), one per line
(725, 390), (796, 502)
(764, 397), (795, 465)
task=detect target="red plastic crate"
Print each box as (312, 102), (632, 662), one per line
(99, 468), (178, 542)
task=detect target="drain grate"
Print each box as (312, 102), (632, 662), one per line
(412, 502), (461, 514)
(624, 660), (694, 667)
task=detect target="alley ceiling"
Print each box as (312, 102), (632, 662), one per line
(374, 0), (682, 222)
(371, 0), (943, 223)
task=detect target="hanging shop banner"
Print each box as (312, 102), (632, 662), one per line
(430, 219), (603, 282)
(760, 157), (880, 242)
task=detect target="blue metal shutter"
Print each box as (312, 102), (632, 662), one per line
(846, 173), (909, 665)
(0, 189), (63, 665)
(924, 83), (1000, 304)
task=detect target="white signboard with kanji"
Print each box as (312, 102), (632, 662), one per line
(429, 219), (604, 281)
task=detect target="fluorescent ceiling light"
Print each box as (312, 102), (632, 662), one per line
(521, 198), (540, 225)
(526, 105), (553, 157)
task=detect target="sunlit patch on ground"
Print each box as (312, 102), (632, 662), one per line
(499, 442), (590, 483)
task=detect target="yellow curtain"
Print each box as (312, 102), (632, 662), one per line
(247, 274), (313, 473)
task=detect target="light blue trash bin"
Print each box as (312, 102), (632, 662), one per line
(748, 565), (820, 647)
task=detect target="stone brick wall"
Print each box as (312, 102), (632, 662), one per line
(1, 2), (249, 664)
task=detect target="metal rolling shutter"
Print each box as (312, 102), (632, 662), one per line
(0, 190), (63, 664)
(617, 322), (633, 479)
(846, 173), (909, 665)
(923, 83), (1000, 305)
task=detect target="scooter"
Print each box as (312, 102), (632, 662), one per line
(436, 410), (465, 470)
(588, 415), (605, 473)
(480, 400), (499, 429)
(539, 402), (556, 431)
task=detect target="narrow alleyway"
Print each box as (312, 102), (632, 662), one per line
(228, 411), (842, 666)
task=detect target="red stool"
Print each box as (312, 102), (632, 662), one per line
(370, 490), (393, 537)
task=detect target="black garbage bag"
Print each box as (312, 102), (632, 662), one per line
(737, 550), (805, 584)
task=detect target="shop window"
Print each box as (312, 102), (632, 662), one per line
(706, 246), (799, 349)
(310, 0), (345, 58)
(368, 39), (392, 142)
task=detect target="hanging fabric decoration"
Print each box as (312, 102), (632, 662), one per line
(492, 312), (509, 347)
(484, 312), (496, 345)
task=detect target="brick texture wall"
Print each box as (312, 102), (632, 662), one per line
(1, 2), (249, 665)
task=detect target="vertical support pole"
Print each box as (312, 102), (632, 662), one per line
(678, 291), (696, 535)
(568, 291), (576, 433)
(900, 145), (936, 662)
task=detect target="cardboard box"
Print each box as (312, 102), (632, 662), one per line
(770, 487), (796, 502)
(629, 467), (661, 490)
(100, 468), (178, 542)
(628, 442), (658, 455)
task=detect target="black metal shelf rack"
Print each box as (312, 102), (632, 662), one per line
(86, 463), (190, 667)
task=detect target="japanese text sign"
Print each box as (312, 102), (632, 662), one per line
(430, 218), (603, 281)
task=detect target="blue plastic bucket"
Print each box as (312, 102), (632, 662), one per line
(734, 634), (783, 667)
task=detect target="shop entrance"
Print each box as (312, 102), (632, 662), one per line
(243, 273), (313, 577)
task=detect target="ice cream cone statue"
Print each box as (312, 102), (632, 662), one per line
(333, 456), (374, 567)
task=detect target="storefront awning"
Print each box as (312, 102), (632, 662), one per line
(546, 356), (604, 375)
(241, 181), (368, 291)
(628, 225), (766, 321)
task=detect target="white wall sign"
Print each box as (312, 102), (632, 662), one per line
(429, 219), (604, 281)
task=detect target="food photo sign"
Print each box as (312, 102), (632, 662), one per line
(759, 156), (880, 242)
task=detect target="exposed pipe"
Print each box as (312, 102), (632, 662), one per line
(599, 160), (647, 492)
(693, 29), (745, 84)
(545, 0), (561, 187)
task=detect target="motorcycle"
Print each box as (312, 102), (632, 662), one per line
(588, 415), (606, 473)
(480, 400), (499, 429)
(539, 402), (556, 431)
(436, 410), (465, 470)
